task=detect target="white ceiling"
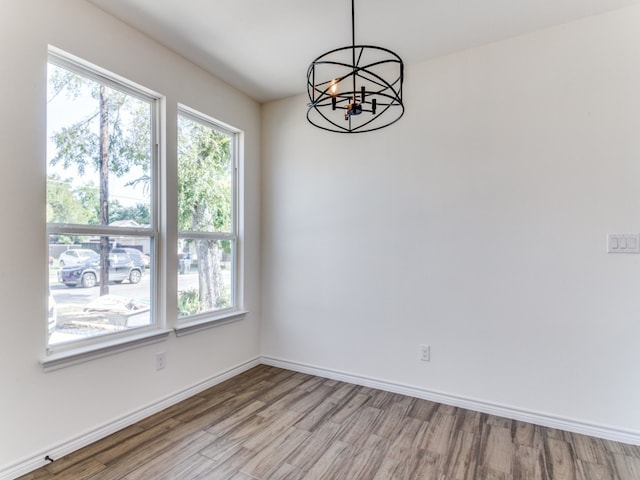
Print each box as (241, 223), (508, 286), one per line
(86, 0), (640, 103)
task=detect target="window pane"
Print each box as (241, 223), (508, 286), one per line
(177, 115), (233, 233)
(49, 235), (152, 345)
(178, 238), (233, 317)
(47, 63), (152, 227)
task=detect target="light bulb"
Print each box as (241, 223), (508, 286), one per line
(329, 79), (338, 96)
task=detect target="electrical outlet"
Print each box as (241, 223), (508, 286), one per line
(155, 352), (166, 370)
(419, 344), (430, 362)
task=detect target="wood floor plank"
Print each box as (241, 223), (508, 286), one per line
(173, 390), (236, 423)
(18, 366), (640, 480)
(570, 433), (609, 465)
(93, 418), (181, 465)
(513, 421), (537, 447)
(329, 392), (371, 424)
(336, 406), (382, 444)
(373, 397), (414, 439)
(206, 399), (266, 436)
(199, 415), (274, 462)
(271, 384), (332, 416)
(407, 397), (439, 422)
(611, 453), (640, 479)
(153, 453), (217, 480)
(575, 458), (618, 480)
(15, 470), (53, 480)
(386, 417), (427, 460)
(254, 374), (305, 404)
(285, 421), (343, 470)
(134, 395), (205, 431)
(543, 437), (577, 480)
(420, 412), (457, 456)
(338, 434), (388, 480)
(300, 440), (350, 479)
(122, 430), (216, 480)
(264, 462), (304, 480)
(512, 444), (545, 480)
(48, 458), (106, 480)
(240, 427), (310, 478)
(480, 425), (513, 475)
(292, 395), (343, 432)
(241, 409), (303, 450)
(201, 445), (255, 479)
(408, 450), (445, 480)
(456, 408), (483, 434)
(445, 430), (480, 480)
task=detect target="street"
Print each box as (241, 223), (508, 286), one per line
(50, 269), (201, 306)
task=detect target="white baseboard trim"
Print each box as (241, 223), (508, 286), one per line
(0, 357), (261, 480)
(261, 355), (640, 446)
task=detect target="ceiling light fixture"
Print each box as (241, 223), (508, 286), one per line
(306, 0), (405, 133)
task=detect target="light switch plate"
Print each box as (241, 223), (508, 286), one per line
(607, 234), (640, 253)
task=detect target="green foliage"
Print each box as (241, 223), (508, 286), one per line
(47, 174), (91, 224)
(216, 290), (231, 308)
(48, 64), (151, 180)
(110, 202), (151, 225)
(177, 288), (203, 317)
(177, 116), (232, 232)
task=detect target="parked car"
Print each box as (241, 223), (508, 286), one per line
(58, 252), (144, 288)
(111, 247), (148, 269)
(58, 248), (98, 267)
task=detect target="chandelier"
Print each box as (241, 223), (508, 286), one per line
(306, 0), (405, 133)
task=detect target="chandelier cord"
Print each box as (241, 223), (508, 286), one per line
(351, 0), (356, 101)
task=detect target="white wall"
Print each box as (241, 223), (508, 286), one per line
(262, 5), (640, 438)
(0, 0), (261, 473)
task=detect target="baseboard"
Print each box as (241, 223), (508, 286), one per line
(261, 355), (640, 446)
(0, 357), (260, 480)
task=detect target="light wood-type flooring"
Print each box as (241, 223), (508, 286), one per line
(19, 365), (640, 479)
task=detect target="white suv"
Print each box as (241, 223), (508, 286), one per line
(58, 249), (98, 267)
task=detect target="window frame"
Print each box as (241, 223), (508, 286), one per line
(44, 48), (163, 358)
(175, 105), (244, 333)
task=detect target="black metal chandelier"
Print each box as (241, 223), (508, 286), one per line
(306, 0), (405, 133)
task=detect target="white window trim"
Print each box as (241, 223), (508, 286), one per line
(45, 47), (163, 362)
(174, 309), (248, 337)
(41, 329), (172, 372)
(176, 105), (243, 325)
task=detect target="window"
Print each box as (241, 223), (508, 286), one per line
(46, 51), (159, 351)
(177, 108), (239, 325)
(44, 49), (245, 365)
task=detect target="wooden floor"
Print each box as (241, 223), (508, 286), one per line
(19, 365), (640, 480)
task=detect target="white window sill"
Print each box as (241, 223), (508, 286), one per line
(41, 329), (172, 372)
(174, 309), (248, 337)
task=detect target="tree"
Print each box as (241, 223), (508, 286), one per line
(46, 174), (89, 224)
(49, 64), (231, 312)
(110, 202), (151, 225)
(48, 63), (151, 295)
(177, 116), (232, 311)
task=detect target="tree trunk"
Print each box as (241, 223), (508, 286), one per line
(197, 239), (223, 310)
(99, 86), (110, 295)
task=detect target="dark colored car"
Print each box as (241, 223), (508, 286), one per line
(58, 252), (144, 288)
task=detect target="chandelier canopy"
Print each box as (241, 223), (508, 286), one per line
(306, 0), (405, 133)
